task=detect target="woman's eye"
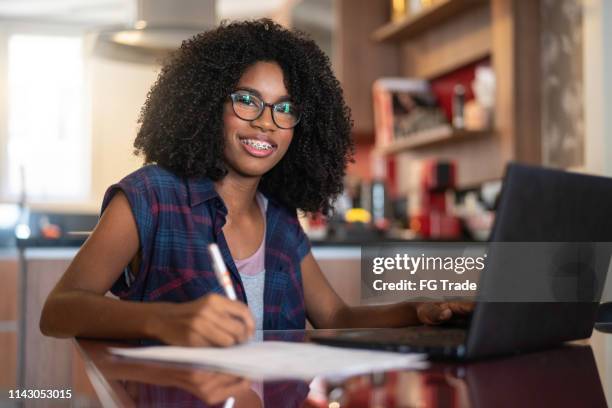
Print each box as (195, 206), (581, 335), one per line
(275, 102), (294, 114)
(235, 93), (259, 107)
(238, 95), (254, 105)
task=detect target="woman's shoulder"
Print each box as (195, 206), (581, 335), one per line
(118, 164), (185, 193)
(122, 164), (181, 184)
(104, 164), (189, 210)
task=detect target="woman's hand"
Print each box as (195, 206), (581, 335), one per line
(177, 371), (261, 407)
(152, 293), (255, 347)
(417, 302), (475, 325)
(163, 370), (259, 407)
(104, 356), (259, 407)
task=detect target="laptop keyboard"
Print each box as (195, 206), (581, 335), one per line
(339, 327), (466, 347)
(311, 326), (467, 355)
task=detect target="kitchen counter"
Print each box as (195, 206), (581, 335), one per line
(16, 235), (437, 249)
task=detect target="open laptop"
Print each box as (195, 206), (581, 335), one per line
(310, 163), (612, 359)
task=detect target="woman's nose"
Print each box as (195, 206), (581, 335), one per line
(251, 105), (276, 131)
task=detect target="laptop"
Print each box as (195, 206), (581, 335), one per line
(310, 163), (612, 359)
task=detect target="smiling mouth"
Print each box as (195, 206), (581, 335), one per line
(239, 137), (277, 151)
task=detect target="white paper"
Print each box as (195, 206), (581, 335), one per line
(109, 341), (427, 381)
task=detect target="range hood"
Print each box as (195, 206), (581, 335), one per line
(94, 0), (216, 63)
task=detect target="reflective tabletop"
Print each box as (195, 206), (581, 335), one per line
(74, 330), (612, 408)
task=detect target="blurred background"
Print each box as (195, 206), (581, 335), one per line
(0, 0), (611, 403)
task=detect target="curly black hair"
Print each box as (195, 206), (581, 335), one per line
(134, 19), (354, 214)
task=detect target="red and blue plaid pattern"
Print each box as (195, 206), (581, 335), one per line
(101, 165), (310, 330)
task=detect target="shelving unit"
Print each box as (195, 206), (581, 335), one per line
(372, 0), (489, 43)
(355, 0), (543, 188)
(333, 0), (542, 186)
(378, 126), (491, 155)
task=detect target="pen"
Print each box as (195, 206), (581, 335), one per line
(208, 243), (237, 300)
(208, 243), (245, 408)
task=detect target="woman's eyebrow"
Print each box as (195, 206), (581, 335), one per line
(235, 86), (291, 102)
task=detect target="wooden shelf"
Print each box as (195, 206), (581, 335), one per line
(378, 125), (492, 154)
(372, 0), (488, 43)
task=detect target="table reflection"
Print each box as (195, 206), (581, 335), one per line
(76, 332), (606, 408)
(330, 345), (606, 408)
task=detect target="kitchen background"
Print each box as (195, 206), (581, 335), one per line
(0, 0), (612, 404)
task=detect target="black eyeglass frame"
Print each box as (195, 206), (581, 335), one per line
(228, 91), (302, 129)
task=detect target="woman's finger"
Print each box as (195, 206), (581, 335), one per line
(447, 302), (475, 315)
(191, 316), (239, 347)
(208, 295), (256, 335)
(418, 303), (452, 325)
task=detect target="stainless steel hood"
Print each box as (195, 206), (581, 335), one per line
(94, 0), (215, 64)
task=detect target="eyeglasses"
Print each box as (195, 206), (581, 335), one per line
(229, 90), (301, 129)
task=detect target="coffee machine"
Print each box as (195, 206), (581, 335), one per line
(408, 159), (461, 239)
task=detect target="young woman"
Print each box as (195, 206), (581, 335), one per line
(40, 19), (471, 347)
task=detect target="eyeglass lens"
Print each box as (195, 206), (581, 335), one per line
(231, 91), (300, 129)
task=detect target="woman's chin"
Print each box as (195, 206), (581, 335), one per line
(223, 145), (284, 178)
(227, 161), (275, 179)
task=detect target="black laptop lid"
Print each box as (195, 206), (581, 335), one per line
(490, 163), (612, 242)
(466, 163), (612, 359)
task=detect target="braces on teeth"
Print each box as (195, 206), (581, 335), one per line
(242, 139), (274, 150)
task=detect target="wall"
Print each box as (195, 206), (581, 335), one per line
(346, 142), (374, 181)
(86, 36), (159, 211)
(541, 0), (584, 168)
(0, 31), (7, 202)
(581, 0), (612, 303)
(0, 24), (159, 213)
(583, 0), (612, 177)
(582, 1), (612, 402)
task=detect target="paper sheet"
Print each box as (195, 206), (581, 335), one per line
(109, 341), (427, 381)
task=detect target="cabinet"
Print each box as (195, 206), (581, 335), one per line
(0, 248), (97, 400)
(0, 251), (18, 388)
(336, 0), (543, 187)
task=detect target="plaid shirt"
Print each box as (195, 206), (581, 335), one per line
(101, 164), (310, 330)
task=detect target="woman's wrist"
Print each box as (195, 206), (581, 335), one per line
(142, 302), (172, 340)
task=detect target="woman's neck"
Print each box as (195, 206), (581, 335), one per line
(213, 172), (260, 217)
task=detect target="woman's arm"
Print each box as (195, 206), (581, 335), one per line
(40, 192), (254, 346)
(302, 252), (472, 328)
(40, 191), (156, 338)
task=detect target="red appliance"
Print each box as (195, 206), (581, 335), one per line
(410, 160), (461, 239)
